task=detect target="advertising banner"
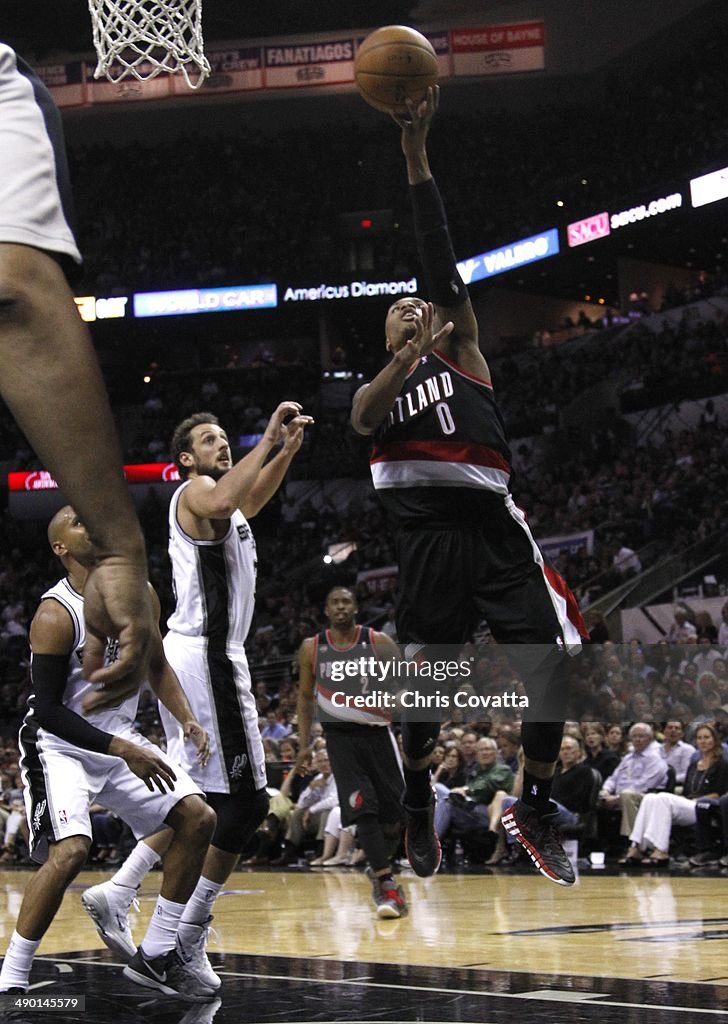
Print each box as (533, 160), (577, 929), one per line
(85, 66), (174, 104)
(426, 30), (452, 79)
(8, 464), (181, 492)
(264, 37), (355, 88)
(35, 62), (85, 107)
(74, 296), (130, 323)
(133, 284), (278, 317)
(281, 277), (418, 304)
(537, 530), (595, 562)
(690, 165), (728, 208)
(451, 21), (545, 77)
(457, 228), (559, 284)
(566, 212), (610, 248)
(174, 47), (263, 94)
(356, 565), (399, 595)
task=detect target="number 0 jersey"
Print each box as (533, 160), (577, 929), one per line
(370, 348), (512, 523)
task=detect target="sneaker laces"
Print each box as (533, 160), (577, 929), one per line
(181, 917), (218, 959)
(534, 820), (565, 857)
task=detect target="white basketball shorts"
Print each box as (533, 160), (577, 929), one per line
(0, 44), (82, 265)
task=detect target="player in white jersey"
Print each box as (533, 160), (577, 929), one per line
(0, 507), (217, 1002)
(85, 403), (313, 984)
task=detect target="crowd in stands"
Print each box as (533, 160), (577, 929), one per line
(3, 620), (728, 871)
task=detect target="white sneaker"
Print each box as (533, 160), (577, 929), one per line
(123, 946), (216, 1002)
(81, 882), (139, 960)
(177, 916), (221, 991)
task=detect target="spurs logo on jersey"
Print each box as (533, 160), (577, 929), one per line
(32, 799), (47, 835)
(370, 349), (513, 514)
(167, 480), (257, 643)
(314, 626), (390, 727)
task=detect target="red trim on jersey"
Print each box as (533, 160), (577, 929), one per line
(542, 564), (589, 640)
(370, 439), (511, 473)
(433, 349), (493, 388)
(324, 624), (363, 652)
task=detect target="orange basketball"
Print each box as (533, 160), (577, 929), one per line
(354, 25), (438, 116)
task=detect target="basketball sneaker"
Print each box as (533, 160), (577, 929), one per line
(123, 946), (217, 1001)
(370, 873), (408, 919)
(403, 798), (441, 877)
(176, 916), (221, 991)
(501, 799), (575, 886)
(81, 881), (139, 960)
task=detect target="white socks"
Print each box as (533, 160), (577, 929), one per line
(110, 841), (160, 891)
(0, 931), (40, 991)
(140, 896), (187, 958)
(180, 877), (223, 929)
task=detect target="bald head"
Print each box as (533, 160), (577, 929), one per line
(47, 506), (95, 569)
(47, 505), (75, 548)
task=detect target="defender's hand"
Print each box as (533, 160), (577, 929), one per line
(262, 402), (309, 447)
(81, 558), (153, 711)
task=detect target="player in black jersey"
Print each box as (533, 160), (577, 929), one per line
(296, 587), (407, 918)
(351, 87), (587, 886)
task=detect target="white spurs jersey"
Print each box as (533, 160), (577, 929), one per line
(28, 577), (140, 750)
(166, 480), (257, 644)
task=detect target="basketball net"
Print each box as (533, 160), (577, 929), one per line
(87, 0), (211, 89)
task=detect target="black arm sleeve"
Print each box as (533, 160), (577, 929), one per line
(409, 177), (468, 308)
(31, 653), (114, 755)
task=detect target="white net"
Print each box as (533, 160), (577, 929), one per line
(87, 0), (211, 89)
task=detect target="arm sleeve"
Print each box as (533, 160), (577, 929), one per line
(409, 177), (468, 309)
(31, 653), (114, 755)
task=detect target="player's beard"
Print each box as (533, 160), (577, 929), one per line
(201, 465), (229, 481)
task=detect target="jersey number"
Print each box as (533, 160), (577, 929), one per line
(436, 402), (456, 435)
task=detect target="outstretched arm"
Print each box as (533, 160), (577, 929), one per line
(242, 414), (312, 517)
(182, 402), (313, 521)
(394, 87), (489, 380)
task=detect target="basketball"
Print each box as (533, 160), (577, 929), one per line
(354, 25), (438, 116)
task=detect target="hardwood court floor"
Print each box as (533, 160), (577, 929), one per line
(2, 863), (728, 1023)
